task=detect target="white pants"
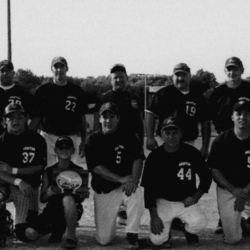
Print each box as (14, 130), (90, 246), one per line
(217, 187), (250, 244)
(40, 131), (85, 167)
(150, 199), (207, 246)
(7, 186), (39, 225)
(94, 186), (144, 245)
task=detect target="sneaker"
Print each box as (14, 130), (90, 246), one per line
(126, 233), (138, 249)
(184, 230), (199, 246)
(214, 219), (223, 234)
(62, 238), (77, 249)
(241, 217), (250, 237)
(48, 233), (63, 243)
(138, 237), (172, 249)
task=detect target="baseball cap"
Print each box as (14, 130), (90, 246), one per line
(225, 57), (244, 69)
(51, 56), (68, 67)
(55, 136), (74, 149)
(99, 102), (119, 116)
(110, 64), (127, 74)
(161, 116), (183, 131)
(4, 103), (25, 117)
(233, 101), (250, 112)
(173, 63), (190, 74)
(0, 60), (14, 70)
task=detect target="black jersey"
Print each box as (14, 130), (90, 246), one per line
(0, 85), (34, 134)
(95, 90), (143, 139)
(141, 143), (211, 209)
(147, 85), (209, 141)
(33, 81), (88, 136)
(85, 129), (142, 193)
(208, 129), (250, 188)
(209, 81), (250, 133)
(0, 129), (47, 188)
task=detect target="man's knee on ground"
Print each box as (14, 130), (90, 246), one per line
(96, 234), (113, 246)
(62, 195), (76, 207)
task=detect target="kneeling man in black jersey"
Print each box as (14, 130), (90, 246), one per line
(140, 116), (211, 248)
(85, 102), (144, 250)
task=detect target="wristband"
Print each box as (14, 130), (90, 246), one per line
(14, 178), (22, 186)
(12, 168), (18, 175)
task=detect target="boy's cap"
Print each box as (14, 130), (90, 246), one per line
(233, 101), (250, 112)
(4, 103), (25, 117)
(173, 63), (190, 74)
(99, 102), (119, 116)
(161, 116), (183, 131)
(51, 56), (68, 67)
(225, 57), (243, 69)
(110, 64), (127, 74)
(0, 60), (14, 70)
(55, 136), (74, 149)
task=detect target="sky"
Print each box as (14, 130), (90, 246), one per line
(1, 0), (250, 82)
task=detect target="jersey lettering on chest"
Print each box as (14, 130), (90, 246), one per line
(238, 97), (250, 103)
(186, 101), (196, 117)
(114, 145), (124, 164)
(9, 96), (21, 105)
(65, 96), (77, 112)
(22, 146), (36, 164)
(177, 162), (192, 180)
(131, 99), (138, 109)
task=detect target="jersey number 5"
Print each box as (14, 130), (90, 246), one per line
(23, 152), (35, 163)
(177, 168), (192, 180)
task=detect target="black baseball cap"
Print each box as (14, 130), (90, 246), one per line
(4, 103), (25, 117)
(51, 56), (68, 67)
(55, 136), (74, 149)
(0, 60), (14, 70)
(173, 63), (190, 74)
(110, 64), (127, 74)
(161, 116), (183, 131)
(99, 102), (119, 116)
(225, 57), (244, 69)
(233, 101), (250, 113)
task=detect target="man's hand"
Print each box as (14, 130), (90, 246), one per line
(79, 141), (85, 158)
(19, 181), (34, 197)
(231, 188), (249, 201)
(122, 181), (138, 197)
(200, 146), (209, 159)
(151, 212), (164, 235)
(146, 137), (158, 151)
(0, 161), (12, 174)
(46, 185), (56, 197)
(234, 198), (246, 212)
(183, 196), (198, 207)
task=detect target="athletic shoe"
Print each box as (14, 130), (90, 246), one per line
(126, 233), (139, 249)
(241, 217), (250, 237)
(138, 237), (172, 249)
(214, 219), (223, 234)
(184, 230), (199, 246)
(62, 238), (77, 249)
(117, 210), (127, 226)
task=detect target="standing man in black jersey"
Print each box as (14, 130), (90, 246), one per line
(29, 56), (88, 166)
(145, 63), (210, 159)
(208, 101), (250, 244)
(140, 116), (211, 248)
(0, 103), (47, 242)
(86, 102), (144, 250)
(209, 57), (250, 134)
(93, 64), (144, 146)
(0, 60), (34, 135)
(209, 57), (250, 234)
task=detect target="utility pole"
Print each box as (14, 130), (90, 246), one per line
(7, 0), (12, 61)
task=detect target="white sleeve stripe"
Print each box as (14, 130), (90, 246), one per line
(144, 109), (157, 117)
